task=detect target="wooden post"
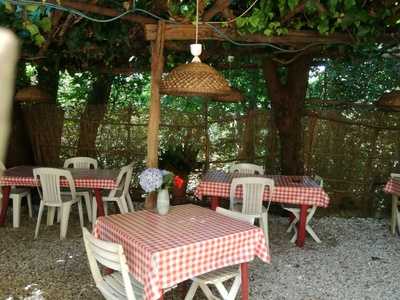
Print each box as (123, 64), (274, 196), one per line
(145, 21), (165, 209)
(203, 99), (210, 172)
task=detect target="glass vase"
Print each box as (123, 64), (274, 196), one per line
(157, 189), (170, 215)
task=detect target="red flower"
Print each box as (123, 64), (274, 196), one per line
(174, 176), (185, 189)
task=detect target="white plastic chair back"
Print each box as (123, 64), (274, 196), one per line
(82, 227), (136, 300)
(107, 163), (133, 198)
(216, 207), (255, 225)
(230, 177), (274, 215)
(230, 163), (264, 175)
(64, 157), (98, 169)
(391, 173), (400, 179)
(314, 175), (324, 187)
(33, 168), (76, 207)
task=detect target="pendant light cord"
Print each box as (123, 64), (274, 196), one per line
(195, 0), (199, 44)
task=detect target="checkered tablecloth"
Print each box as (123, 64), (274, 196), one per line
(195, 170), (330, 208)
(384, 178), (400, 196)
(0, 165), (119, 189)
(94, 204), (270, 300)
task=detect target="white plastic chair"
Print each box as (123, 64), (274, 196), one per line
(33, 168), (83, 240)
(230, 177), (274, 248)
(82, 227), (144, 300)
(92, 163), (134, 222)
(229, 163), (264, 175)
(283, 175), (323, 243)
(390, 173), (400, 235)
(63, 157), (98, 223)
(0, 162), (32, 228)
(185, 207), (255, 300)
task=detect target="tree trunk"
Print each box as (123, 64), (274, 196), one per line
(77, 73), (113, 157)
(262, 56), (312, 175)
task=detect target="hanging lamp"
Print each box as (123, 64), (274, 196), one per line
(160, 0), (231, 97)
(212, 87), (244, 102)
(376, 90), (400, 111)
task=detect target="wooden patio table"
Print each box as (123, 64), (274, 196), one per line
(94, 204), (270, 300)
(0, 165), (119, 225)
(195, 170), (330, 248)
(384, 177), (400, 235)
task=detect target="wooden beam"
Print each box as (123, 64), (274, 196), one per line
(144, 24), (353, 45)
(47, 0), (156, 25)
(145, 21), (165, 209)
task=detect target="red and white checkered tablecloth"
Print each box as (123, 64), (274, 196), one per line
(384, 178), (400, 196)
(0, 165), (119, 190)
(94, 204), (270, 300)
(195, 170), (330, 208)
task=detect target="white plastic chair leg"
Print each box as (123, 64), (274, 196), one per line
(117, 198), (129, 214)
(290, 226), (297, 243)
(184, 281), (200, 300)
(12, 195), (21, 228)
(392, 195), (399, 235)
(227, 275), (241, 300)
(126, 193), (134, 212)
(92, 200), (97, 223)
(103, 202), (108, 216)
(82, 194), (92, 223)
(27, 193), (32, 218)
(396, 209), (400, 234)
(306, 224), (321, 243)
(214, 282), (229, 300)
(198, 283), (217, 300)
(60, 203), (72, 240)
(34, 202), (45, 239)
(78, 200), (84, 227)
(47, 207), (56, 226)
(260, 213), (270, 249)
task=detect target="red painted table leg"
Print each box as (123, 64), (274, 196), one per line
(93, 188), (105, 217)
(0, 186), (11, 225)
(241, 262), (249, 300)
(210, 196), (219, 210)
(296, 204), (309, 248)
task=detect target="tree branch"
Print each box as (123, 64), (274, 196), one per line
(202, 0), (231, 22)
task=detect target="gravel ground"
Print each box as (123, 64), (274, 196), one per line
(1, 203), (399, 300)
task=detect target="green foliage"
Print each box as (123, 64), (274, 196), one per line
(235, 0), (398, 38)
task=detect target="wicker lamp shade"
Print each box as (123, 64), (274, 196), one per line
(15, 86), (51, 103)
(160, 62), (231, 97)
(212, 87), (244, 103)
(376, 91), (400, 111)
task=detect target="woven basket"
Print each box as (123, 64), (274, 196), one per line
(160, 62), (231, 97)
(15, 86), (51, 103)
(212, 87), (244, 102)
(376, 91), (400, 111)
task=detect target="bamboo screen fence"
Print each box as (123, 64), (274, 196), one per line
(20, 103), (400, 217)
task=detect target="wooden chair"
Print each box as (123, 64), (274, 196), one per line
(33, 168), (83, 240)
(63, 157), (98, 223)
(184, 207), (255, 300)
(82, 227), (144, 300)
(282, 175), (323, 243)
(229, 163), (264, 175)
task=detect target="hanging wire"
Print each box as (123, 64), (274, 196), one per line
(195, 0), (199, 44)
(6, 0), (351, 53)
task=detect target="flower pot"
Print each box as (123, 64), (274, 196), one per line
(157, 189), (170, 215)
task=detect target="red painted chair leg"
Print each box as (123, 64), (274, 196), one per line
(210, 196), (219, 210)
(0, 186), (11, 225)
(241, 262), (249, 300)
(93, 188), (105, 217)
(296, 204), (309, 248)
